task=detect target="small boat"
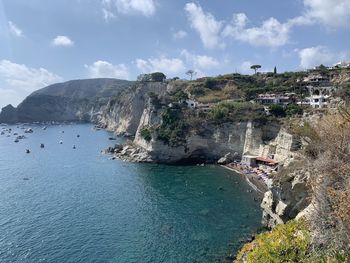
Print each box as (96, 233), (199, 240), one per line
(42, 126), (47, 130)
(77, 134), (80, 138)
(14, 139), (19, 143)
(73, 145), (76, 149)
(24, 128), (33, 133)
(40, 143), (45, 148)
(25, 149), (30, 154)
(59, 140), (63, 144)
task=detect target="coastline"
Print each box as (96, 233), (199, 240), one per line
(220, 164), (268, 195)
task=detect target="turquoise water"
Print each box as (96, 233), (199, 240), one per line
(0, 124), (261, 263)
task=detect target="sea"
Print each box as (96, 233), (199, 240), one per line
(0, 123), (261, 263)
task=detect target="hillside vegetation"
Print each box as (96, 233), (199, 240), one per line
(235, 106), (350, 262)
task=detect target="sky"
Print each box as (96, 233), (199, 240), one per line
(0, 0), (349, 108)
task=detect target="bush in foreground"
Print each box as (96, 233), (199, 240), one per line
(235, 220), (310, 263)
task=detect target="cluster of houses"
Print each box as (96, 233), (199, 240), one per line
(182, 71), (343, 114)
(256, 74), (340, 109)
(321, 60), (350, 70)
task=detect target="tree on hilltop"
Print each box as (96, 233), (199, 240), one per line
(186, 70), (196, 80)
(251, 65), (261, 74)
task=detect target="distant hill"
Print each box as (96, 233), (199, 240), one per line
(31, 78), (131, 99)
(0, 78), (134, 123)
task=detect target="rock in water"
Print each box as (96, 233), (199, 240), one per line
(217, 153), (235, 165)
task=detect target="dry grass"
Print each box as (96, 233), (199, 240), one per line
(307, 107), (350, 252)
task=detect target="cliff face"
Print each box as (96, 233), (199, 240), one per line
(244, 122), (302, 166)
(98, 82), (167, 135)
(133, 108), (248, 163)
(0, 78), (132, 123)
(261, 167), (312, 228)
(112, 98), (301, 164)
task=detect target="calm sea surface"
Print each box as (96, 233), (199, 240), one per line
(0, 123), (261, 263)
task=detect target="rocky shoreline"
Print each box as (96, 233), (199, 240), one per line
(220, 165), (268, 195)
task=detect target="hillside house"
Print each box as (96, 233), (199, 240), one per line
(197, 103), (215, 113)
(333, 61), (350, 69)
(184, 99), (215, 113)
(256, 94), (292, 105)
(303, 74), (330, 87)
(299, 86), (337, 109)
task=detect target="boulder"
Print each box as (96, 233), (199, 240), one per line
(217, 152), (235, 165)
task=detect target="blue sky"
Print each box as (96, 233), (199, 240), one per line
(0, 0), (349, 108)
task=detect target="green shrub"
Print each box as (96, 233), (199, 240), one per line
(269, 104), (286, 117)
(148, 92), (161, 109)
(204, 78), (218, 90)
(140, 128), (152, 142)
(235, 220), (310, 263)
(208, 102), (265, 123)
(209, 106), (229, 121)
(172, 90), (188, 102)
(286, 104), (303, 116)
(155, 108), (188, 145)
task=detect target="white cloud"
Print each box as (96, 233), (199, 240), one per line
(136, 57), (186, 75)
(52, 35), (74, 47)
(173, 30), (188, 40)
(0, 60), (62, 108)
(85, 60), (130, 79)
(184, 2), (224, 49)
(297, 46), (347, 69)
(8, 21), (23, 37)
(303, 0), (350, 28)
(223, 13), (291, 47)
(180, 49), (219, 69)
(101, 0), (156, 19)
(102, 8), (116, 22)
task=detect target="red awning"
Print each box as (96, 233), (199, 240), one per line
(255, 156), (279, 165)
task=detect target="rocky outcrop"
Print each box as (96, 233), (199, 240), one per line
(261, 167), (312, 228)
(98, 82), (167, 135)
(134, 114), (249, 163)
(0, 104), (17, 123)
(110, 101), (302, 165)
(217, 152), (237, 164)
(243, 121), (302, 166)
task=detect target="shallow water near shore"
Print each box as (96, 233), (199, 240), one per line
(0, 123), (261, 262)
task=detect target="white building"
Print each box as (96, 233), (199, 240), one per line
(256, 94), (292, 105)
(303, 86), (337, 109)
(333, 61), (350, 69)
(197, 103), (215, 113)
(185, 99), (197, 109)
(303, 74), (330, 86)
(185, 99), (216, 113)
(307, 95), (328, 108)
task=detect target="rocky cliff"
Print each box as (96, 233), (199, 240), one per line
(110, 97), (302, 165)
(0, 78), (133, 123)
(98, 82), (167, 135)
(260, 165), (312, 228)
